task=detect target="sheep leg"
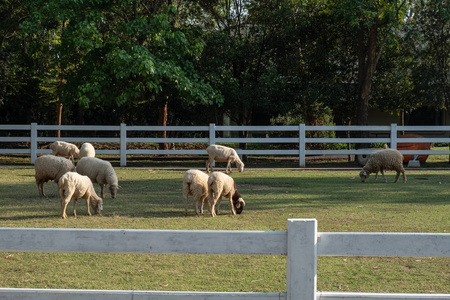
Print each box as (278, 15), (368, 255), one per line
(226, 160), (231, 174)
(206, 157), (214, 173)
(60, 193), (72, 219)
(37, 182), (46, 197)
(228, 197), (236, 215)
(374, 172), (378, 182)
(209, 191), (219, 217)
(182, 184), (190, 216)
(402, 171), (407, 183)
(381, 170), (387, 183)
(215, 196), (222, 215)
(85, 192), (92, 216)
(100, 184), (105, 198)
(73, 198), (77, 217)
(394, 171), (400, 183)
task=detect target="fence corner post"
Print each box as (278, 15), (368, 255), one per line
(299, 124), (306, 167)
(287, 218), (317, 300)
(390, 123), (398, 149)
(30, 123), (38, 165)
(120, 123), (127, 167)
(209, 123), (216, 146)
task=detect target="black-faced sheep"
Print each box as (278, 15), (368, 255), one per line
(206, 145), (244, 174)
(50, 141), (80, 161)
(207, 172), (245, 217)
(359, 149), (407, 183)
(76, 157), (120, 198)
(79, 142), (96, 158)
(34, 155), (76, 197)
(182, 169), (212, 216)
(58, 172), (103, 219)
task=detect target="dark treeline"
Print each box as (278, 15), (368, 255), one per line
(0, 0), (448, 127)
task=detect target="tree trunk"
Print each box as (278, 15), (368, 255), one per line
(356, 20), (378, 149)
(158, 101), (168, 151)
(56, 103), (63, 138)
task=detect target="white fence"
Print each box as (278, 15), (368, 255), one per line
(1, 123), (450, 167)
(0, 219), (449, 300)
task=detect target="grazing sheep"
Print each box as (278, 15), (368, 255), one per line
(34, 155), (76, 197)
(182, 169), (212, 216)
(58, 172), (103, 219)
(76, 157), (120, 198)
(208, 172), (245, 217)
(206, 145), (244, 174)
(79, 142), (96, 158)
(359, 149), (407, 183)
(50, 141), (80, 161)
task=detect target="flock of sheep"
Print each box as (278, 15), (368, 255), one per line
(33, 140), (406, 219)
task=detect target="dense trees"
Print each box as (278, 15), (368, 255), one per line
(0, 0), (448, 126)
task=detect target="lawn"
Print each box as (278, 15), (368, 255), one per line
(0, 166), (449, 294)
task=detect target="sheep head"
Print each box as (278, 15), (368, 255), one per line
(90, 197), (103, 215)
(110, 184), (121, 198)
(359, 170), (369, 183)
(232, 191), (245, 214)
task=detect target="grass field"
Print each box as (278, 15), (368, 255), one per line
(0, 164), (449, 294)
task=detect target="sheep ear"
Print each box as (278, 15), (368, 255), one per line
(118, 185), (122, 189)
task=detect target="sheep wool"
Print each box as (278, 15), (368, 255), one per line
(182, 169), (211, 216)
(206, 145), (244, 174)
(58, 172), (103, 219)
(76, 157), (120, 198)
(79, 143), (96, 158)
(34, 155), (76, 197)
(208, 171), (245, 217)
(50, 141), (80, 161)
(359, 149), (406, 183)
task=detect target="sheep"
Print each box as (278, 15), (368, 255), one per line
(182, 169), (212, 216)
(76, 157), (120, 198)
(207, 171), (245, 217)
(79, 142), (96, 158)
(58, 172), (103, 219)
(206, 145), (244, 174)
(359, 149), (407, 183)
(34, 155), (76, 197)
(50, 141), (80, 161)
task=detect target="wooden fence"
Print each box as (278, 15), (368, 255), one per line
(1, 123), (450, 167)
(0, 219), (449, 300)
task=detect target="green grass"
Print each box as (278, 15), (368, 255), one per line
(0, 166), (449, 294)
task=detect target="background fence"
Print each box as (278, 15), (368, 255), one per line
(0, 219), (449, 300)
(1, 123), (450, 166)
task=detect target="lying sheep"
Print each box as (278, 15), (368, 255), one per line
(58, 172), (103, 219)
(79, 142), (95, 158)
(182, 169), (212, 216)
(76, 157), (120, 198)
(50, 141), (80, 161)
(34, 155), (76, 197)
(359, 149), (406, 183)
(208, 172), (245, 217)
(206, 145), (244, 174)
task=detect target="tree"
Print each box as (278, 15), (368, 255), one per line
(21, 0), (220, 131)
(329, 0), (409, 127)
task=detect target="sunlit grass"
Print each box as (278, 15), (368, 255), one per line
(0, 166), (449, 293)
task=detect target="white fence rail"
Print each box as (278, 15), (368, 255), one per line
(1, 123), (450, 167)
(0, 219), (449, 300)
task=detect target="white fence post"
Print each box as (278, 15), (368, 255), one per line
(286, 219), (317, 300)
(391, 123), (398, 149)
(30, 123), (38, 164)
(209, 123), (216, 167)
(299, 124), (306, 167)
(120, 123), (127, 167)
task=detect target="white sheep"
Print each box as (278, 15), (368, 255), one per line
(359, 149), (407, 183)
(79, 142), (96, 158)
(34, 155), (76, 197)
(50, 141), (80, 161)
(182, 169), (212, 216)
(206, 145), (244, 174)
(76, 157), (120, 198)
(58, 172), (103, 219)
(208, 171), (245, 217)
